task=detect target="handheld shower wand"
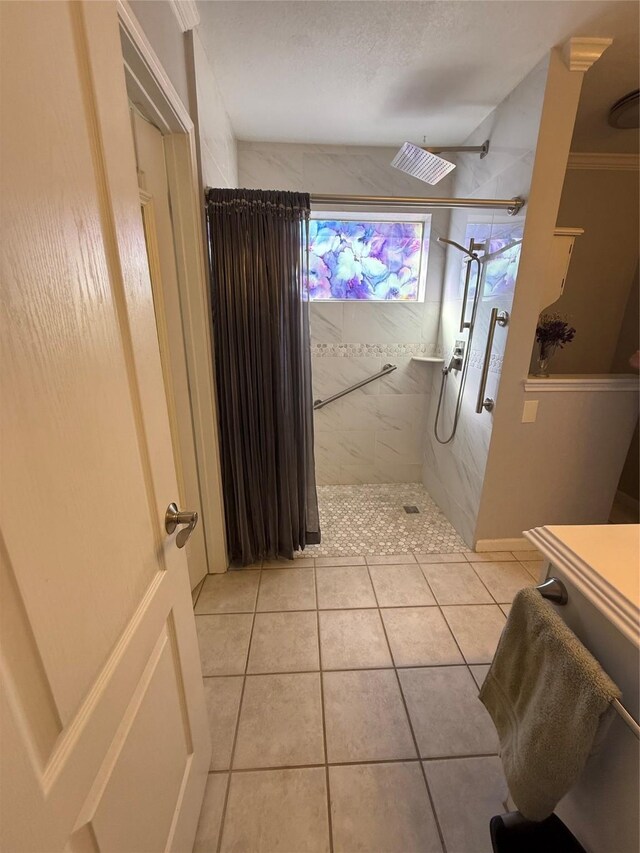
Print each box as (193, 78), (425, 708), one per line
(437, 236), (485, 259)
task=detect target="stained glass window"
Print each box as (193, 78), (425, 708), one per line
(307, 216), (429, 301)
(459, 222), (524, 298)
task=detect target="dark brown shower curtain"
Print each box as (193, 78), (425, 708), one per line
(205, 188), (320, 565)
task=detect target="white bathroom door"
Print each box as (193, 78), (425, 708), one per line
(0, 2), (210, 850)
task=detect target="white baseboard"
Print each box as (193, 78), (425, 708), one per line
(474, 537), (532, 552)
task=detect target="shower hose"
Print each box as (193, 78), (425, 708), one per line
(434, 255), (482, 444)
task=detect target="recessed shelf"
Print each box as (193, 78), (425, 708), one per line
(411, 356), (445, 364)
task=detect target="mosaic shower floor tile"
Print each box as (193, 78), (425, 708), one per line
(305, 483), (467, 557)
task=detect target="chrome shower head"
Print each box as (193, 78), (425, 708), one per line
(391, 139), (490, 185)
(391, 142), (455, 185)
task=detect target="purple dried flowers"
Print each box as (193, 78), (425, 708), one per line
(535, 313), (576, 358)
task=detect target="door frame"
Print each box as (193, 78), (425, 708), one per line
(117, 0), (227, 575)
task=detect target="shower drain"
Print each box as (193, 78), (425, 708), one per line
(403, 505), (420, 514)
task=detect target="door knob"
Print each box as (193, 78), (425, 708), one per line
(165, 503), (198, 548)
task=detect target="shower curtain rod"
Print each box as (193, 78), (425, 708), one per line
(310, 194), (525, 216)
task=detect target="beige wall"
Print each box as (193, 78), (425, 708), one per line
(128, 3), (237, 189)
(474, 50), (586, 542)
(191, 33), (237, 189)
(611, 265), (639, 502)
(475, 51), (640, 541)
(423, 56), (551, 545)
(538, 167), (639, 373)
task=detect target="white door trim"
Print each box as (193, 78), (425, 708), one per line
(118, 0), (227, 574)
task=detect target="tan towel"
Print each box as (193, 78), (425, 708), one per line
(479, 586), (621, 822)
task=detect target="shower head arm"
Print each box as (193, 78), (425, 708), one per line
(423, 140), (490, 159)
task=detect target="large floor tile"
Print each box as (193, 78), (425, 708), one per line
(203, 677), (243, 770)
(196, 614), (253, 676)
(193, 773), (228, 852)
(520, 560), (544, 581)
(415, 552), (467, 564)
(366, 554), (417, 565)
(421, 562), (493, 605)
(315, 555), (366, 567)
(233, 673), (324, 768)
(424, 756), (508, 853)
(221, 767), (330, 853)
(382, 607), (463, 667)
(229, 560), (262, 570)
(465, 551), (516, 562)
(319, 609), (392, 669)
(441, 605), (506, 664)
(369, 564), (436, 607)
(191, 578), (205, 606)
(257, 568), (316, 611)
(323, 669), (416, 762)
(399, 667), (498, 757)
(469, 664), (491, 689)
(472, 561), (534, 603)
(316, 566), (376, 609)
(248, 611), (319, 673)
(330, 762), (442, 853)
(512, 550), (543, 562)
(263, 557), (315, 568)
(195, 571), (260, 614)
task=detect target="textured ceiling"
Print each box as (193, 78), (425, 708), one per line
(197, 1), (639, 152)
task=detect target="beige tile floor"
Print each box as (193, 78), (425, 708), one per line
(193, 550), (543, 853)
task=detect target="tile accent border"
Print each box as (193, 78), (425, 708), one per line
(311, 342), (441, 358)
(468, 349), (503, 373)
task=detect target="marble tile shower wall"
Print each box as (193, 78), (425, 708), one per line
(310, 303), (441, 484)
(238, 142), (452, 484)
(422, 58), (550, 544)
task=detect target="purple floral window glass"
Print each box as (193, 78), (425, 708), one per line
(460, 222), (524, 298)
(307, 218), (427, 300)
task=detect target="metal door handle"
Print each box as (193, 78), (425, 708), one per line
(165, 502), (198, 548)
(476, 308), (509, 414)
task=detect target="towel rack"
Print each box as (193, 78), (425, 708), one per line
(535, 577), (640, 739)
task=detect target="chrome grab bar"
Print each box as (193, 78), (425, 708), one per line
(459, 240), (485, 332)
(313, 363), (397, 410)
(475, 308), (509, 413)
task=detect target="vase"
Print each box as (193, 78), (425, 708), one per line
(535, 344), (557, 377)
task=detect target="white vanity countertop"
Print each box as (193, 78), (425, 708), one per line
(525, 524), (639, 645)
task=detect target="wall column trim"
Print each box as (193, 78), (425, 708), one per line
(169, 0), (200, 32)
(561, 37), (612, 72)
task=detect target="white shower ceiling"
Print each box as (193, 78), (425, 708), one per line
(197, 0), (639, 151)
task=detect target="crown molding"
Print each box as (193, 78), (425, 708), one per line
(561, 37), (612, 72)
(169, 0), (199, 32)
(567, 152), (640, 171)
